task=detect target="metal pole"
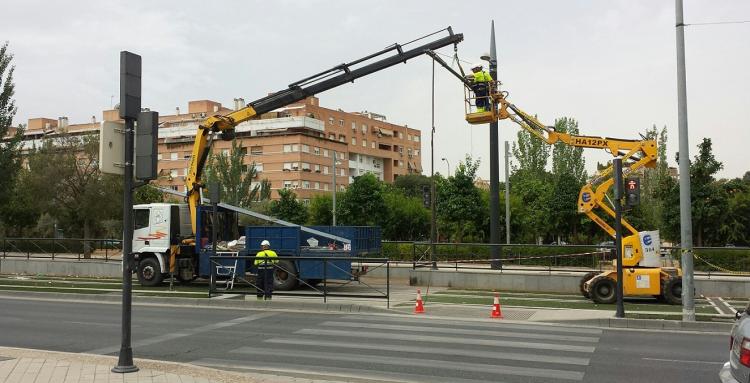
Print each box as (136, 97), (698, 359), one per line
(430, 59), (437, 270)
(488, 21), (502, 269)
(332, 151), (337, 226)
(614, 158), (625, 318)
(675, 0), (695, 322)
(504, 141), (511, 244)
(112, 117), (138, 373)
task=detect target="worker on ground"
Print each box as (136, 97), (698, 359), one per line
(470, 62), (493, 112)
(254, 240), (278, 300)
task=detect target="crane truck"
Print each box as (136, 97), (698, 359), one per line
(131, 28), (464, 288)
(429, 55), (682, 304)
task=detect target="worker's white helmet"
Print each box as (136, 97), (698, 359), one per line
(261, 240), (270, 247)
(471, 62), (483, 70)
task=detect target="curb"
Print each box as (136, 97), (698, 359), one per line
(0, 290), (396, 315)
(544, 317), (734, 333)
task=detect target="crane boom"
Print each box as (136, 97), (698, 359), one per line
(184, 28), (464, 234)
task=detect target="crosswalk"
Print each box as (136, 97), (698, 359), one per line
(193, 315), (601, 383)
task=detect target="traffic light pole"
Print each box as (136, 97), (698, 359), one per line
(614, 158), (625, 319)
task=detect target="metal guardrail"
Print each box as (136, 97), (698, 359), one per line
(208, 255), (390, 307)
(382, 241), (750, 275)
(0, 237), (123, 261)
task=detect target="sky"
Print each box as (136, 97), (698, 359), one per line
(2, 0), (749, 179)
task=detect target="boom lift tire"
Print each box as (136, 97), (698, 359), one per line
(137, 257), (164, 287)
(579, 272), (599, 299)
(590, 277), (617, 304)
(274, 260), (299, 291)
(662, 277), (682, 305)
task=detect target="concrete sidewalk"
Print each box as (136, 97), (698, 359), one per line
(0, 347), (344, 383)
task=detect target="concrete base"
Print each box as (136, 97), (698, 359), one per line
(0, 258), (121, 278)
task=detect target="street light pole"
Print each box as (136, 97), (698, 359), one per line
(504, 141), (511, 244)
(332, 151), (337, 226)
(486, 21), (502, 269)
(441, 158), (451, 176)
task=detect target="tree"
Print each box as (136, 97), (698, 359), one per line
(512, 128), (550, 176)
(308, 194), (333, 225)
(548, 117), (587, 242)
(0, 42), (25, 213)
(393, 174), (431, 198)
(134, 184), (165, 204)
(436, 156), (484, 242)
(25, 133), (121, 256)
(269, 188), (308, 224)
(338, 173), (387, 226)
(382, 189), (430, 240)
(204, 139), (269, 208)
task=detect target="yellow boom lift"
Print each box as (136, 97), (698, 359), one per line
(428, 54), (682, 304)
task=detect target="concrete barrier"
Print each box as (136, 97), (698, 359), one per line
(0, 258), (121, 278)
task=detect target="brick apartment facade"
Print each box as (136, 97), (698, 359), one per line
(15, 96), (423, 203)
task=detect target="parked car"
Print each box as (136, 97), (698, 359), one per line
(596, 241), (615, 253)
(720, 302), (750, 382)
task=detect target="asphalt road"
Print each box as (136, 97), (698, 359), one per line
(0, 296), (729, 383)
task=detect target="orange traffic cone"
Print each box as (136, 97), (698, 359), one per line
(491, 291), (504, 319)
(414, 289), (425, 314)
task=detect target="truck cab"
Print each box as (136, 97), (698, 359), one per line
(132, 203), (191, 286)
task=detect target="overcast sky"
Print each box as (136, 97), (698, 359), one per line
(3, 0), (748, 179)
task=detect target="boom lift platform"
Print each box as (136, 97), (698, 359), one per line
(429, 54), (682, 304)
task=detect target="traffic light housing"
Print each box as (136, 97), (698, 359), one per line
(422, 185), (431, 209)
(624, 177), (640, 207)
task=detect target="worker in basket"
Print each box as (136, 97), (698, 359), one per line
(470, 62), (493, 112)
(255, 240), (279, 300)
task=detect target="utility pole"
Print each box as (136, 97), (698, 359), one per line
(675, 0), (695, 321)
(487, 21), (502, 269)
(613, 158), (625, 319)
(504, 141), (510, 244)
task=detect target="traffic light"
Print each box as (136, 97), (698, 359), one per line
(624, 177), (640, 207)
(422, 185), (431, 209)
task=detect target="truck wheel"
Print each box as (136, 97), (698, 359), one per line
(274, 260), (298, 291)
(663, 277), (682, 305)
(590, 277), (617, 304)
(137, 257), (164, 287)
(579, 272), (599, 299)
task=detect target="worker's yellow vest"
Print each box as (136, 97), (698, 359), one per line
(254, 249), (279, 267)
(473, 71), (493, 83)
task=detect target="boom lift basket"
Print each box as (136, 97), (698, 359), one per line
(464, 81), (506, 125)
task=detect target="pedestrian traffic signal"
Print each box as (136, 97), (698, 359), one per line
(625, 177), (640, 207)
(422, 185), (431, 209)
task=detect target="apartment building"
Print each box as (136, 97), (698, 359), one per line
(15, 97), (423, 203)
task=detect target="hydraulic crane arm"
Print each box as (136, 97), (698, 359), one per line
(184, 28), (464, 234)
(498, 98), (658, 238)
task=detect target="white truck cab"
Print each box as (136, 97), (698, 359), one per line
(132, 203), (192, 285)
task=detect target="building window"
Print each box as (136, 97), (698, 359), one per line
(241, 164), (248, 173)
(314, 164), (320, 172)
(302, 162), (311, 171)
(399, 132), (404, 139)
(352, 122), (356, 132)
(362, 139), (367, 147)
(255, 163), (263, 172)
(328, 117), (334, 125)
(323, 166), (329, 175)
(328, 134), (335, 140)
(157, 154), (163, 160)
(170, 169), (177, 178)
(339, 185), (345, 191)
(373, 160), (381, 169)
(323, 149), (329, 157)
(399, 146), (404, 154)
(339, 119), (344, 126)
(301, 144), (310, 153)
(362, 124), (368, 134)
(283, 162), (292, 171)
(359, 156), (363, 163)
(339, 135), (345, 143)
(283, 144), (292, 153)
(371, 141), (376, 149)
(313, 147), (320, 155)
(324, 183), (329, 191)
(314, 182), (320, 190)
(407, 148), (412, 156)
(170, 152), (178, 161)
(302, 180), (311, 189)
(250, 146), (262, 155)
(340, 168), (345, 176)
(351, 137), (356, 145)
(283, 180), (292, 189)
(414, 135), (420, 143)
(221, 149), (230, 156)
(302, 199), (310, 205)
(414, 149), (419, 156)
(407, 134), (412, 141)
(399, 160), (404, 167)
